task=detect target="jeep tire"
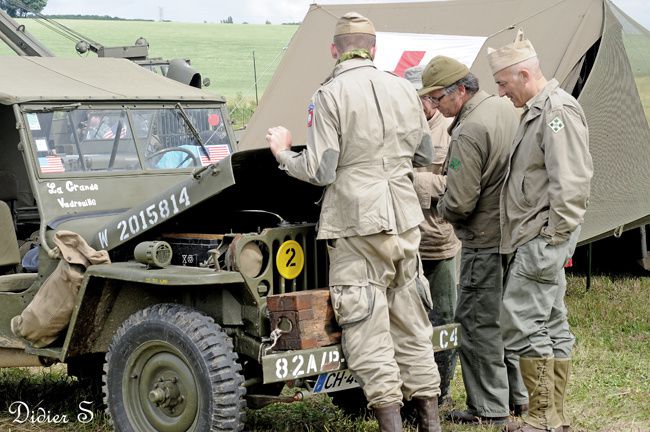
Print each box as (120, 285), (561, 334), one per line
(104, 303), (246, 431)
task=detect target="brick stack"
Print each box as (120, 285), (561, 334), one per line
(266, 289), (342, 350)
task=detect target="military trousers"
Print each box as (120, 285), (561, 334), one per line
(501, 228), (580, 359)
(328, 227), (440, 408)
(456, 246), (510, 417)
(422, 256), (458, 401)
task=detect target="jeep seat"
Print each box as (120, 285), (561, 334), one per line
(0, 273), (38, 293)
(0, 200), (20, 269)
(0, 170), (18, 228)
(0, 200), (37, 291)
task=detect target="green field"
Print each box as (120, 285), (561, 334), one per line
(5, 19), (298, 103)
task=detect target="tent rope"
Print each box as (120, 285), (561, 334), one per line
(486, 0), (572, 40)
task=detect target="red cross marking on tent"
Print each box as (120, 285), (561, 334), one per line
(393, 51), (426, 76)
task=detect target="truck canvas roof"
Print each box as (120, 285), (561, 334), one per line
(0, 56), (223, 104)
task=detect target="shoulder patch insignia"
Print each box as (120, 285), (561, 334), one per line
(449, 157), (461, 171)
(548, 117), (565, 133)
(307, 103), (315, 127)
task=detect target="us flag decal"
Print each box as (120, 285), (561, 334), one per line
(200, 145), (231, 166)
(38, 155), (65, 174)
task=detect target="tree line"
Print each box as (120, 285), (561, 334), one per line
(0, 0), (46, 17)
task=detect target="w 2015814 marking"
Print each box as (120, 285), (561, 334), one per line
(98, 187), (190, 249)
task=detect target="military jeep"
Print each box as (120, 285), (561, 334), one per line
(0, 56), (459, 431)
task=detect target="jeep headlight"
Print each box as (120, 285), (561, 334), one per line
(236, 241), (265, 278)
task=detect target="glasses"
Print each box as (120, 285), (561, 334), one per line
(424, 93), (447, 106)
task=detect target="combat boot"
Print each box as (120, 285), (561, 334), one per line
(553, 358), (572, 432)
(505, 357), (561, 432)
(510, 403), (529, 416)
(504, 419), (555, 432)
(373, 404), (402, 432)
(412, 397), (441, 432)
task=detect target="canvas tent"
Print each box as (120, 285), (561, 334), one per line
(240, 0), (650, 245)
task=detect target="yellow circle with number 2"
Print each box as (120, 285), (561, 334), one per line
(276, 240), (304, 280)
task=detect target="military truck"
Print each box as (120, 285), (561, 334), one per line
(0, 6), (205, 88)
(0, 55), (459, 431)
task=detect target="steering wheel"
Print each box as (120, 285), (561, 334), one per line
(146, 146), (201, 168)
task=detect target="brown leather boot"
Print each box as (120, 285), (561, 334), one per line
(504, 418), (555, 431)
(412, 397), (441, 432)
(373, 404), (403, 432)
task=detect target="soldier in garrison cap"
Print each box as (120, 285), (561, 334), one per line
(488, 29), (593, 432)
(266, 12), (442, 432)
(404, 65), (461, 409)
(419, 55), (526, 426)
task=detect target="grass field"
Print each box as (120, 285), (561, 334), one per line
(0, 275), (647, 431)
(4, 19), (298, 103)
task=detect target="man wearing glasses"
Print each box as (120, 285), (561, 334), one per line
(418, 56), (526, 425)
(404, 65), (461, 408)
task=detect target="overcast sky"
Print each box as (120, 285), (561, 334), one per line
(43, 0), (650, 29)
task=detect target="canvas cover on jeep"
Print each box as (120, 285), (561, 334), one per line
(0, 56), (221, 104)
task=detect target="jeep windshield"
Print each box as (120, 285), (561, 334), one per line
(23, 105), (233, 175)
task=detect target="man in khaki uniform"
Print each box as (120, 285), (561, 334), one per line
(404, 65), (461, 406)
(488, 30), (593, 432)
(419, 56), (526, 425)
(265, 12), (441, 432)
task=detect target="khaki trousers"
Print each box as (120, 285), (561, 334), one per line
(328, 227), (440, 408)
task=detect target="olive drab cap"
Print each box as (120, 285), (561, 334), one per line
(334, 12), (376, 36)
(418, 56), (469, 96)
(403, 65), (424, 91)
(487, 28), (537, 74)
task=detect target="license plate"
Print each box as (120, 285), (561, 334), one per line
(312, 369), (359, 394)
(262, 345), (346, 384)
(433, 323), (460, 352)
(262, 323), (460, 384)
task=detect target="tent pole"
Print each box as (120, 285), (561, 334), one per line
(586, 242), (592, 292)
(641, 225), (649, 271)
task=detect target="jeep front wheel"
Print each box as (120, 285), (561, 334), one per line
(103, 304), (246, 431)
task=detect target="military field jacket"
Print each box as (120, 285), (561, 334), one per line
(277, 58), (434, 240)
(414, 111), (461, 260)
(499, 79), (593, 254)
(437, 90), (518, 248)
